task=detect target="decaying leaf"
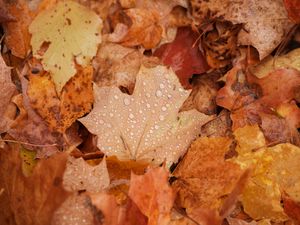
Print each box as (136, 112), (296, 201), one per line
(29, 0), (102, 92)
(93, 43), (143, 93)
(80, 65), (212, 164)
(27, 64), (94, 133)
(154, 27), (209, 88)
(217, 65), (300, 145)
(63, 156), (109, 193)
(129, 167), (175, 225)
(233, 125), (300, 222)
(190, 0), (293, 59)
(0, 54), (16, 133)
(0, 144), (70, 225)
(173, 137), (242, 212)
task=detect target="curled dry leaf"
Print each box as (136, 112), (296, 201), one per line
(80, 65), (213, 165)
(233, 125), (300, 222)
(63, 156), (109, 193)
(128, 167), (175, 225)
(27, 65), (94, 133)
(93, 43), (143, 93)
(173, 137), (242, 213)
(0, 144), (70, 225)
(0, 54), (16, 133)
(190, 0), (293, 59)
(29, 0), (102, 92)
(153, 27), (209, 88)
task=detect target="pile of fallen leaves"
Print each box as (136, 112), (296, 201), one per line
(0, 0), (300, 224)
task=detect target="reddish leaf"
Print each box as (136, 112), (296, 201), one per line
(283, 0), (300, 23)
(283, 194), (300, 223)
(154, 27), (209, 88)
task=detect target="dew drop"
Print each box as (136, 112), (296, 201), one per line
(179, 88), (184, 92)
(154, 125), (159, 129)
(99, 119), (104, 124)
(129, 113), (134, 119)
(107, 123), (112, 128)
(109, 113), (114, 117)
(162, 106), (167, 111)
(146, 93), (151, 98)
(167, 94), (172, 99)
(156, 90), (162, 97)
(149, 129), (153, 134)
(159, 115), (164, 121)
(124, 98), (130, 105)
(114, 95), (119, 100)
(146, 103), (151, 108)
(139, 110), (143, 114)
(159, 83), (165, 89)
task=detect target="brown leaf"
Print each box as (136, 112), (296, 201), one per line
(0, 0), (14, 23)
(63, 157), (110, 193)
(3, 0), (33, 58)
(190, 0), (293, 59)
(109, 8), (163, 49)
(173, 137), (242, 211)
(27, 64), (93, 133)
(128, 167), (176, 225)
(0, 54), (16, 133)
(0, 144), (70, 225)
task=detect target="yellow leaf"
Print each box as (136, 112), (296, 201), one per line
(233, 126), (300, 222)
(29, 0), (102, 92)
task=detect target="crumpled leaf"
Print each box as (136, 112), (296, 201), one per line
(190, 0), (293, 59)
(0, 143), (70, 225)
(80, 65), (212, 164)
(153, 27), (209, 88)
(250, 48), (300, 78)
(29, 0), (102, 92)
(27, 64), (93, 133)
(93, 43), (144, 93)
(233, 125), (300, 222)
(63, 156), (109, 193)
(129, 167), (175, 225)
(216, 65), (300, 145)
(0, 54), (16, 133)
(173, 137), (242, 212)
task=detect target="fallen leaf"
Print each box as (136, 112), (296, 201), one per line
(0, 143), (70, 225)
(153, 27), (209, 88)
(80, 65), (212, 164)
(93, 43), (143, 93)
(283, 0), (300, 23)
(250, 48), (300, 78)
(3, 0), (33, 58)
(0, 0), (14, 23)
(63, 156), (110, 193)
(216, 66), (300, 145)
(128, 167), (175, 225)
(282, 194), (300, 223)
(173, 137), (242, 212)
(0, 54), (16, 133)
(109, 8), (163, 49)
(190, 0), (293, 59)
(19, 146), (37, 177)
(233, 125), (300, 222)
(29, 0), (102, 92)
(179, 73), (219, 114)
(27, 63), (94, 133)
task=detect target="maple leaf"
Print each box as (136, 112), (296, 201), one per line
(173, 137), (242, 212)
(27, 63), (94, 133)
(153, 27), (209, 88)
(80, 65), (212, 164)
(62, 156), (110, 193)
(129, 167), (175, 225)
(29, 0), (102, 92)
(0, 143), (70, 225)
(216, 65), (300, 145)
(232, 125), (300, 222)
(190, 0), (293, 59)
(0, 54), (16, 133)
